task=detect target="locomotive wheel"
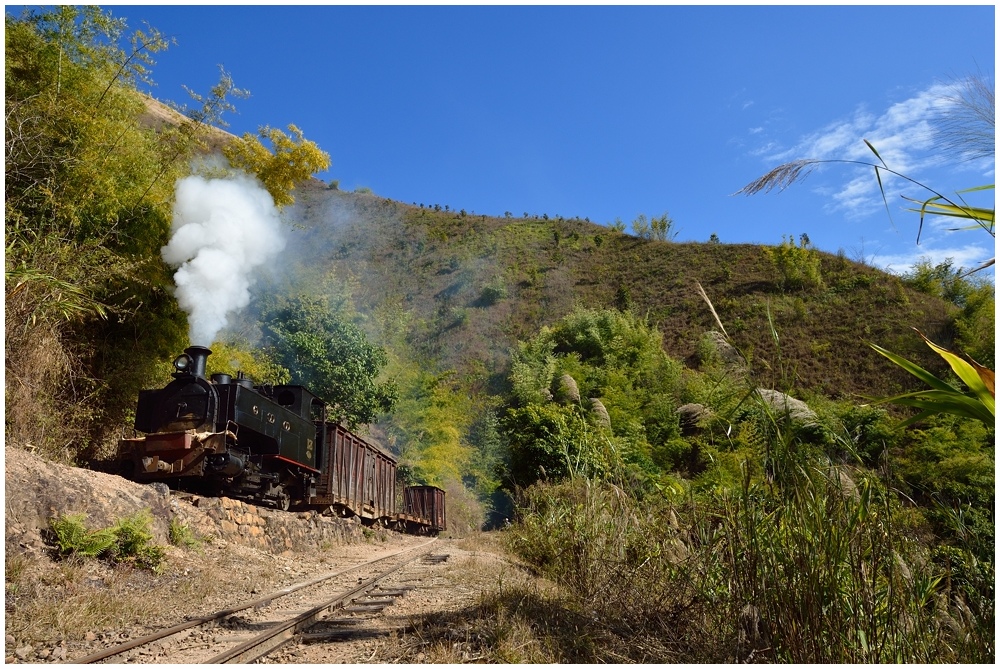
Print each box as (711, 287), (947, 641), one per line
(285, 486), (302, 511)
(277, 493), (291, 512)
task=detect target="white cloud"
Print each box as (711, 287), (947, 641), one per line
(829, 174), (881, 218)
(756, 80), (992, 220)
(875, 241), (995, 277)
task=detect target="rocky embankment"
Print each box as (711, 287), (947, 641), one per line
(4, 447), (369, 558)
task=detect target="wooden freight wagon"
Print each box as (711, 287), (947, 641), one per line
(397, 485), (447, 534)
(311, 422), (397, 522)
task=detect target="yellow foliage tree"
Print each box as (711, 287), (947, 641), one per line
(223, 124), (330, 207)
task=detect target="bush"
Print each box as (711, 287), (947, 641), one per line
(479, 275), (508, 306)
(765, 235), (824, 290)
(49, 514), (116, 559)
(168, 518), (201, 548)
(48, 510), (166, 571)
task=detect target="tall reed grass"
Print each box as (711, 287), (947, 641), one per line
(505, 469), (993, 662)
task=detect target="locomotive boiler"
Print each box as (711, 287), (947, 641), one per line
(118, 346), (445, 532)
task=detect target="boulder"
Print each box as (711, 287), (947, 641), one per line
(756, 389), (817, 424)
(676, 403), (712, 435)
(701, 330), (748, 376)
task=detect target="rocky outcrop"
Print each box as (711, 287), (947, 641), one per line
(174, 496), (365, 553)
(676, 403), (713, 436)
(700, 330), (748, 377)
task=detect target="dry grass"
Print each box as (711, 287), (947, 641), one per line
(363, 529), (694, 664)
(4, 317), (77, 463)
(368, 547), (578, 663)
(4, 545), (229, 647)
(371, 570), (688, 663)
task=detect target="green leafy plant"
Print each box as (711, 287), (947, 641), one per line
(478, 274), (508, 306)
(764, 235), (824, 291)
(870, 329), (994, 427)
(168, 518), (201, 548)
(110, 511), (166, 570)
(48, 510), (166, 571)
(259, 293), (397, 428)
(49, 514), (117, 558)
(223, 123), (330, 207)
(650, 212), (679, 242)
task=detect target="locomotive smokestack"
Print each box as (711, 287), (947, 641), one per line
(184, 346), (211, 379)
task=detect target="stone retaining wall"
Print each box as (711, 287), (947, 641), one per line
(173, 495), (371, 553)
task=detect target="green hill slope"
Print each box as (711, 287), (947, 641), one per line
(283, 183), (956, 402)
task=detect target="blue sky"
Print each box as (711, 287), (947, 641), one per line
(34, 4), (998, 277)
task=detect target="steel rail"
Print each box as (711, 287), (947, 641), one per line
(207, 543), (437, 663)
(67, 537), (436, 664)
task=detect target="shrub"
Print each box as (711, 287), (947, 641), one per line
(479, 275), (508, 306)
(110, 511), (167, 570)
(168, 518), (201, 548)
(765, 235), (824, 290)
(630, 214), (650, 239)
(48, 510), (166, 571)
(50, 514), (116, 559)
(650, 212), (678, 241)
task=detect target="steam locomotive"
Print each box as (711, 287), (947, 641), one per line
(117, 346), (445, 533)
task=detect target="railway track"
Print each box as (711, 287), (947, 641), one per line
(68, 539), (442, 664)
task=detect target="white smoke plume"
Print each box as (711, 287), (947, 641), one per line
(162, 172), (286, 346)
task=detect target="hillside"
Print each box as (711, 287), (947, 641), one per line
(279, 182), (956, 403)
(129, 96), (959, 405)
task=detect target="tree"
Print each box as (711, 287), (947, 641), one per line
(903, 258), (995, 369)
(223, 124), (330, 207)
(4, 7), (217, 458)
(260, 294), (397, 428)
(650, 212), (679, 241)
(502, 308), (685, 487)
(630, 214), (651, 239)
